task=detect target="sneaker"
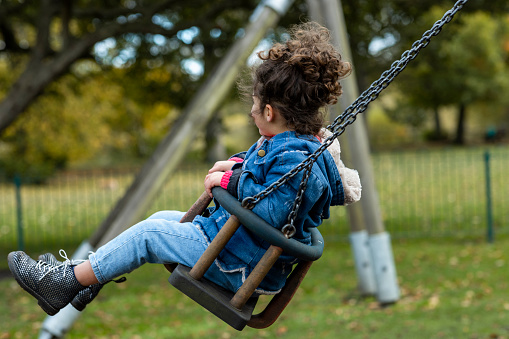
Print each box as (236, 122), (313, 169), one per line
(7, 251), (85, 316)
(39, 252), (126, 311)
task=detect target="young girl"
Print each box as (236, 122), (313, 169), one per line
(8, 21), (360, 316)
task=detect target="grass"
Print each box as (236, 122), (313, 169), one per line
(1, 236), (508, 339)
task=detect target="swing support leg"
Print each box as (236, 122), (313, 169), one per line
(180, 191), (212, 223)
(248, 260), (313, 329)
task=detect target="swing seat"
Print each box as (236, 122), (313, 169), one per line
(169, 265), (259, 330)
(167, 187), (324, 331)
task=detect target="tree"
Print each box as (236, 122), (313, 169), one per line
(338, 0), (509, 100)
(3, 0), (506, 137)
(2, 0), (508, 171)
(0, 0), (267, 178)
(389, 7), (509, 144)
(0, 0), (259, 134)
(0, 0), (321, 173)
(443, 11), (509, 144)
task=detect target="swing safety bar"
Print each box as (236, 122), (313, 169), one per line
(213, 187), (324, 261)
(166, 187), (324, 330)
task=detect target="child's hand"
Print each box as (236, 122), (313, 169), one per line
(208, 160), (236, 174)
(204, 171), (225, 197)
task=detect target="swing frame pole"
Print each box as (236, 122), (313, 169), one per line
(308, 0), (400, 304)
(307, 0), (376, 298)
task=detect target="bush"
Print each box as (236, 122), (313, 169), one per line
(367, 108), (416, 150)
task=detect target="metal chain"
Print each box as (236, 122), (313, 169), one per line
(281, 164), (312, 238)
(242, 0), (469, 232)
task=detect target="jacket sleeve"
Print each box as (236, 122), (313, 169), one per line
(220, 168), (243, 198)
(229, 152), (246, 162)
(218, 153), (245, 198)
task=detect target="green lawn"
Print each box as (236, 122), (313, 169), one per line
(2, 236), (508, 338)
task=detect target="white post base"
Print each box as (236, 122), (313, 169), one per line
(349, 230), (377, 295)
(368, 232), (400, 304)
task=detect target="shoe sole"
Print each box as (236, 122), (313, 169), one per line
(71, 298), (86, 311)
(8, 252), (59, 316)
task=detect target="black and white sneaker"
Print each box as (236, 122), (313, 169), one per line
(38, 252), (126, 311)
(7, 251), (86, 316)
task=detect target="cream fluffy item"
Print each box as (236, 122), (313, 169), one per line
(321, 128), (362, 205)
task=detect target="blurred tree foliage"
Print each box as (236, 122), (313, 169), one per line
(1, 68), (123, 179)
(341, 0), (508, 93)
(0, 0), (316, 179)
(0, 0), (261, 178)
(0, 0), (508, 179)
(386, 6), (509, 144)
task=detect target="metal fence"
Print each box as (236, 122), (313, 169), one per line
(1, 146), (508, 260)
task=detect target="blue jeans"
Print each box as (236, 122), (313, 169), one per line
(88, 211), (243, 292)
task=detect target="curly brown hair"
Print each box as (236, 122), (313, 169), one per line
(250, 21), (351, 135)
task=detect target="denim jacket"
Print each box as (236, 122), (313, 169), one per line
(194, 131), (345, 293)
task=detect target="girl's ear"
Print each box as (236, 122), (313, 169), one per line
(265, 104), (274, 122)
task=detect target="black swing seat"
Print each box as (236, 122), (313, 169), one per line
(167, 187), (324, 331)
(169, 265), (259, 330)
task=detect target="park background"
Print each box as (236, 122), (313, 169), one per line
(1, 0), (509, 338)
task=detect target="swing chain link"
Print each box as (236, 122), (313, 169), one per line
(242, 0), (468, 236)
(282, 224), (297, 239)
(285, 164), (313, 232)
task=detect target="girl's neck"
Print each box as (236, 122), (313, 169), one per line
(263, 125), (293, 137)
